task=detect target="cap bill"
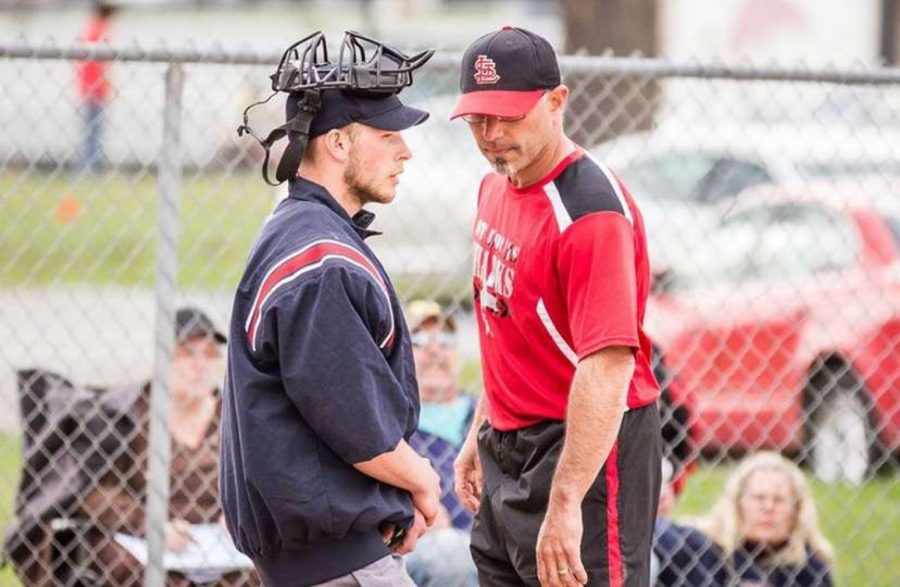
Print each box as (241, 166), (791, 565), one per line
(450, 89), (544, 120)
(365, 103), (430, 131)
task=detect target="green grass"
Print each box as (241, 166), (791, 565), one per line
(0, 435), (20, 587)
(671, 466), (900, 586)
(0, 170), (273, 289)
(0, 170), (474, 299)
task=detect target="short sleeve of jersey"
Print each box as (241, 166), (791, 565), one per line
(556, 211), (639, 359)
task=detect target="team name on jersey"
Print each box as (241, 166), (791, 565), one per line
(473, 219), (521, 315)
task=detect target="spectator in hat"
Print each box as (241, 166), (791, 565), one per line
(405, 300), (478, 586)
(407, 300), (475, 451)
(75, 307), (257, 586)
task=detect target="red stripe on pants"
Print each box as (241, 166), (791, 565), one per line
(605, 441), (623, 586)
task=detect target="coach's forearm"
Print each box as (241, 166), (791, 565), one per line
(548, 346), (634, 511)
(462, 393), (488, 445)
(353, 439), (436, 495)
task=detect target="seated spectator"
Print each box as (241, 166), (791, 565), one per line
(4, 307), (257, 586)
(408, 300), (475, 449)
(77, 307), (256, 586)
(694, 452), (835, 586)
(404, 299), (477, 587)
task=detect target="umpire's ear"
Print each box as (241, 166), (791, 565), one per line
(318, 125), (355, 164)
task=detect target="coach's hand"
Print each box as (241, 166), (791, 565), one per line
(453, 435), (483, 513)
(536, 504), (588, 586)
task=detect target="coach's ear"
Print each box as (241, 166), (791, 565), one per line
(546, 85), (569, 116)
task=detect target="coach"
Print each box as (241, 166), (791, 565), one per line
(451, 27), (662, 587)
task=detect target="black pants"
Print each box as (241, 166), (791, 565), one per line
(471, 404), (662, 587)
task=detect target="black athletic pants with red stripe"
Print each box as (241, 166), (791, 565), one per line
(470, 404), (662, 587)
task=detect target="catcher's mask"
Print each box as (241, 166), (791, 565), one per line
(238, 31), (434, 186)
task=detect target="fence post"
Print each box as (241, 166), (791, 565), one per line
(145, 61), (184, 587)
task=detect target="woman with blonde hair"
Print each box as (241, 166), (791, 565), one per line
(694, 451), (834, 586)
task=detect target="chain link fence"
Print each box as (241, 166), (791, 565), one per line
(0, 39), (897, 586)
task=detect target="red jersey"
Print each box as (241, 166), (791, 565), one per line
(473, 149), (659, 431)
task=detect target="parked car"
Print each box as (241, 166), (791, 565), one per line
(592, 123), (900, 269)
(647, 178), (900, 484)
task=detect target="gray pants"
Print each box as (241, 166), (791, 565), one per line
(310, 555), (415, 587)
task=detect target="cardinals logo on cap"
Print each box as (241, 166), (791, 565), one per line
(473, 55), (501, 84)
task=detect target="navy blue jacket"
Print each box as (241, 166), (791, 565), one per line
(219, 178), (420, 583)
(732, 543), (833, 586)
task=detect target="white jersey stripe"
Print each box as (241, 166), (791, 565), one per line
(543, 181), (573, 232)
(536, 298), (578, 366)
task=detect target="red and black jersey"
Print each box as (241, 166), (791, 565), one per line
(473, 149), (660, 431)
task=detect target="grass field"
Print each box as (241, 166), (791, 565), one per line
(0, 429), (895, 585)
(0, 170), (473, 301)
(0, 170), (272, 289)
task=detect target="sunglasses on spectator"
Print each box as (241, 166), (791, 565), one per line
(411, 331), (456, 348)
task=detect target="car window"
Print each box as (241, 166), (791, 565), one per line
(670, 203), (859, 289)
(694, 158), (772, 205)
(668, 208), (769, 288)
(796, 160), (900, 177)
(618, 153), (717, 204)
(748, 204), (858, 281)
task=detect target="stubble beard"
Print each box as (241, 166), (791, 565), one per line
(485, 144), (523, 177)
(344, 151), (392, 206)
(491, 157), (514, 176)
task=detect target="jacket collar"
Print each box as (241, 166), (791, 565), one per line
(287, 177), (381, 239)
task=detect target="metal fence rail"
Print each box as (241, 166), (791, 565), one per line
(0, 40), (898, 586)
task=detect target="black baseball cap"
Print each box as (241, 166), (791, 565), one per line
(175, 307), (227, 344)
(451, 26), (561, 120)
(286, 90), (429, 138)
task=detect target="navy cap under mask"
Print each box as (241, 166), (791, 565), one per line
(286, 90), (430, 138)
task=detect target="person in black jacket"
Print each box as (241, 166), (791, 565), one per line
(219, 35), (442, 586)
(652, 458), (729, 587)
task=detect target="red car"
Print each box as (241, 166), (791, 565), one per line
(648, 178), (900, 484)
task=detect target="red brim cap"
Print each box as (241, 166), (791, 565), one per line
(449, 89), (545, 120)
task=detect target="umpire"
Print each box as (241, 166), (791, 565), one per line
(219, 33), (441, 586)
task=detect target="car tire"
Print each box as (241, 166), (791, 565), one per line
(804, 365), (876, 485)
